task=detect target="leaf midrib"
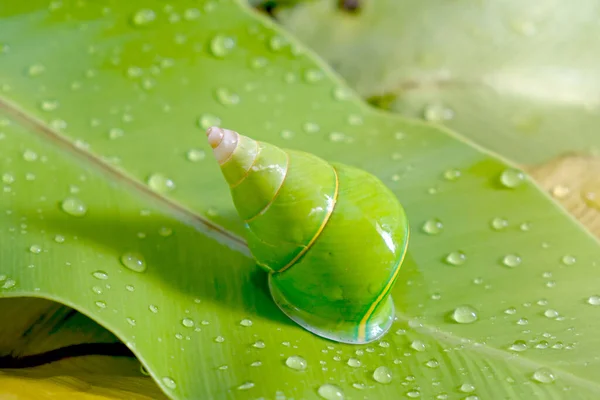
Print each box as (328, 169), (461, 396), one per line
(0, 96), (250, 256)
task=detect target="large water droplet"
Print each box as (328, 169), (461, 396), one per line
(60, 197), (87, 217)
(422, 218), (443, 235)
(451, 306), (478, 324)
(373, 366), (392, 384)
(120, 252), (146, 273)
(347, 358), (361, 368)
(215, 87), (240, 106)
(499, 168), (525, 188)
(317, 383), (344, 399)
(406, 389), (421, 398)
(425, 359), (439, 368)
(459, 383), (476, 393)
(239, 318), (253, 327)
(162, 376), (177, 389)
(253, 340), (265, 348)
(532, 368), (555, 384)
(285, 355), (307, 371)
(544, 309), (559, 319)
(2, 279), (16, 289)
(182, 317), (194, 328)
(587, 295), (600, 306)
(147, 173), (175, 193)
(445, 251), (466, 266)
(502, 254), (522, 268)
(509, 340), (528, 352)
(149, 304), (159, 313)
(29, 245), (42, 254)
(209, 35), (235, 58)
(132, 9), (156, 26)
(214, 336), (225, 343)
(95, 300), (107, 309)
(410, 340), (426, 352)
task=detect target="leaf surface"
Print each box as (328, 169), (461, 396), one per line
(1, 1), (600, 399)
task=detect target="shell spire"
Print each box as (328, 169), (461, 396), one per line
(207, 127), (409, 344)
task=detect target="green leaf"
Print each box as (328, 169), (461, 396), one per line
(274, 0), (600, 164)
(1, 1), (599, 399)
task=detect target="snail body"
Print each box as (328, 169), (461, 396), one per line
(207, 127), (409, 344)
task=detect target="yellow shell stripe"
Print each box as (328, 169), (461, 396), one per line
(357, 228), (410, 342)
(229, 141), (261, 189)
(274, 167), (339, 274)
(244, 151), (290, 223)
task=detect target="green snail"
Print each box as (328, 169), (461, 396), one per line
(206, 126), (409, 344)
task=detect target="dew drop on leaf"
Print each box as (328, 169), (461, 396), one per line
(186, 149), (205, 162)
(237, 381), (255, 390)
(253, 340), (265, 348)
(182, 318), (194, 328)
(532, 368), (556, 384)
(443, 168), (461, 181)
(490, 217), (508, 230)
(423, 103), (454, 122)
(347, 358), (361, 368)
(54, 235), (65, 243)
(508, 340), (528, 352)
(239, 318), (253, 327)
(27, 64), (45, 76)
(317, 383), (344, 399)
(544, 309), (559, 319)
(29, 244), (42, 254)
(61, 197), (87, 217)
(425, 359), (439, 368)
(92, 271), (109, 280)
(126, 317), (136, 326)
(451, 305), (478, 324)
(587, 295), (600, 305)
(120, 252), (146, 273)
(95, 300), (107, 309)
(149, 304), (158, 313)
(445, 251), (466, 266)
(285, 355), (307, 371)
(161, 376), (177, 389)
(214, 87), (240, 106)
(373, 366), (393, 384)
(499, 168), (525, 188)
(502, 254), (522, 268)
(209, 35), (235, 58)
(147, 173), (176, 193)
(422, 218), (443, 235)
(410, 340), (426, 352)
(406, 389), (421, 398)
(1, 279), (16, 289)
(1, 173), (14, 184)
(214, 336), (225, 343)
(23, 149), (38, 162)
(131, 9), (156, 26)
(561, 255), (576, 265)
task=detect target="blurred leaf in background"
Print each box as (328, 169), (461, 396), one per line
(273, 0), (600, 165)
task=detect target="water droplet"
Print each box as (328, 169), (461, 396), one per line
(443, 169), (461, 181)
(406, 389), (421, 398)
(425, 359), (439, 368)
(1, 173), (14, 184)
(40, 99), (58, 111)
(544, 309), (559, 319)
(215, 87), (240, 106)
(502, 254), (522, 268)
(149, 304), (159, 313)
(504, 307), (516, 315)
(551, 184), (570, 199)
(214, 336), (225, 343)
(209, 35), (235, 58)
(410, 340), (426, 352)
(373, 366), (392, 384)
(126, 317), (136, 326)
(240, 319), (253, 327)
(253, 340), (265, 348)
(561, 255), (576, 265)
(237, 381), (255, 390)
(120, 252), (146, 273)
(499, 168), (525, 188)
(60, 197), (87, 217)
(92, 286), (103, 295)
(423, 103), (454, 122)
(317, 383), (344, 400)
(92, 271), (109, 280)
(1, 279), (16, 289)
(268, 35), (286, 52)
(490, 217), (508, 230)
(132, 9), (156, 26)
(147, 173), (175, 193)
(250, 361), (262, 367)
(186, 148), (205, 162)
(532, 368), (555, 384)
(161, 376), (177, 390)
(250, 56), (268, 69)
(303, 68), (324, 83)
(183, 8), (201, 20)
(517, 318), (529, 326)
(587, 295), (600, 305)
(23, 149), (38, 162)
(347, 358), (361, 368)
(280, 129), (295, 140)
(27, 64), (46, 76)
(285, 355), (307, 371)
(509, 340), (528, 352)
(451, 305), (478, 324)
(54, 235), (65, 243)
(422, 218), (443, 235)
(445, 251), (466, 266)
(95, 300), (107, 309)
(29, 244), (42, 254)
(352, 382), (365, 390)
(108, 127), (124, 140)
(181, 317), (194, 328)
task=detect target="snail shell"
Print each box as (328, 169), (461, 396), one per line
(207, 127), (409, 344)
